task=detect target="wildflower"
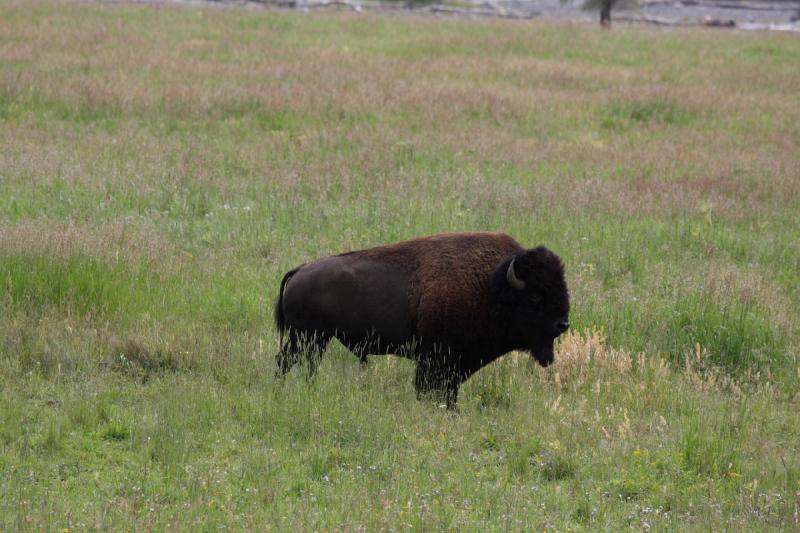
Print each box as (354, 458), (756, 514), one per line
(633, 447), (641, 458)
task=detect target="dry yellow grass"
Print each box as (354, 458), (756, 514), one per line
(554, 328), (635, 386)
(0, 219), (181, 266)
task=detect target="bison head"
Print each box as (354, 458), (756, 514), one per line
(491, 246), (570, 367)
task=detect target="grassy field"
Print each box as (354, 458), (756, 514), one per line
(1, 0), (799, 529)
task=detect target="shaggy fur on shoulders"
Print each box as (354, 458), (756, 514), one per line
(355, 232), (525, 344)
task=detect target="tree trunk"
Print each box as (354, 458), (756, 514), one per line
(600, 0), (612, 28)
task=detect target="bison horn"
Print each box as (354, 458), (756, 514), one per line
(506, 258), (526, 290)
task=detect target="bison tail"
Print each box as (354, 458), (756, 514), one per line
(274, 266), (301, 347)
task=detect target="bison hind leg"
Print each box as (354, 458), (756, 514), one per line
(275, 348), (299, 378)
(274, 329), (331, 378)
(337, 332), (381, 367)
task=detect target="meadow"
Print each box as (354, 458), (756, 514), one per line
(1, 1), (799, 529)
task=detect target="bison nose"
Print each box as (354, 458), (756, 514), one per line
(556, 320), (569, 333)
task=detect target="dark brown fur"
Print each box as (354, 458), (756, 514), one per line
(274, 232), (569, 408)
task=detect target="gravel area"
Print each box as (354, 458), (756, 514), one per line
(104, 0), (800, 31)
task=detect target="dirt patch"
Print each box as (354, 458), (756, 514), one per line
(87, 0), (800, 32)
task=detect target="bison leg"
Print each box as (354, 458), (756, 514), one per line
(275, 330), (331, 378)
(337, 332), (381, 366)
(347, 343), (370, 366)
(413, 356), (462, 410)
(444, 384), (459, 411)
(275, 348), (296, 377)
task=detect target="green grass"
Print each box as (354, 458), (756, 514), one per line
(1, 1), (799, 529)
(600, 99), (694, 130)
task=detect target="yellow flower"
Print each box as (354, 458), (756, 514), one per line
(632, 447), (641, 458)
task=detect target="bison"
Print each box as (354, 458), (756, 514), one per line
(274, 232), (569, 408)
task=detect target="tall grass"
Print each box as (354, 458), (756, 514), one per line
(0, 1), (798, 529)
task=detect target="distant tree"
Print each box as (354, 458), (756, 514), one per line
(599, 0), (614, 27)
(381, 0), (436, 8)
(580, 0), (638, 28)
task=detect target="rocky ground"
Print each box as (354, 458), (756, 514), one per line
(109, 0), (800, 31)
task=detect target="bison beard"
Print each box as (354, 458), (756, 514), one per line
(274, 232), (570, 408)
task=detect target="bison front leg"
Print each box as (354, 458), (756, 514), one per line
(348, 342), (370, 367)
(413, 355), (462, 410)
